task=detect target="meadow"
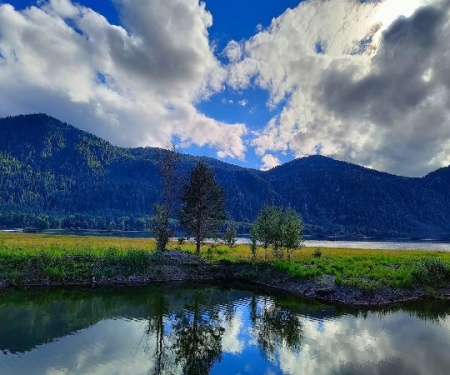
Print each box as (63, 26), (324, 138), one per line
(1, 232), (449, 290)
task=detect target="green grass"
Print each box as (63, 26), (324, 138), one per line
(0, 233), (158, 282)
(1, 232), (450, 289)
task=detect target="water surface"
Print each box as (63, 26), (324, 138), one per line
(303, 239), (450, 251)
(1, 284), (449, 375)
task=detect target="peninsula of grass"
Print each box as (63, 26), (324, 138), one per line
(1, 232), (450, 305)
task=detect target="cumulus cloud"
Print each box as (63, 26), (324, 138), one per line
(0, 0), (247, 159)
(226, 0), (450, 176)
(223, 40), (242, 63)
(274, 311), (450, 375)
(260, 154), (281, 171)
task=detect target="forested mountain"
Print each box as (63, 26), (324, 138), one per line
(1, 114), (450, 238)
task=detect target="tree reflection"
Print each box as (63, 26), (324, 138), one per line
(170, 290), (225, 375)
(141, 288), (304, 374)
(250, 295), (303, 360)
(145, 290), (171, 375)
(142, 288), (226, 375)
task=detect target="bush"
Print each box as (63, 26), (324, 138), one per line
(412, 256), (449, 286)
(313, 248), (322, 258)
(224, 223), (237, 248)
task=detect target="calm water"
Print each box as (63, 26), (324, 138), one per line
(1, 285), (450, 375)
(303, 240), (450, 251)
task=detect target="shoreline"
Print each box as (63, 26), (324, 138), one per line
(1, 250), (447, 307)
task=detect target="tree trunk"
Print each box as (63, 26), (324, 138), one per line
(196, 237), (201, 257)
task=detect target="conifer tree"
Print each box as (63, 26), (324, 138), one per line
(179, 161), (226, 256)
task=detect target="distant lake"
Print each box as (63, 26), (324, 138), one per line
(14, 229), (450, 251)
(1, 284), (450, 375)
(303, 240), (450, 251)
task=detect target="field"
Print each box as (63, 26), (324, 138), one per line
(1, 232), (450, 290)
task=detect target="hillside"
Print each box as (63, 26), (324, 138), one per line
(1, 114), (450, 238)
(266, 157), (450, 237)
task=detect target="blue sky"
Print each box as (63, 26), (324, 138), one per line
(0, 0), (449, 176)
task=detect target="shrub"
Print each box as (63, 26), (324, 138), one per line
(411, 256), (449, 286)
(224, 223), (238, 248)
(8, 270), (24, 286)
(313, 248), (322, 258)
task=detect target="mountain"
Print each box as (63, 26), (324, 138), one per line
(265, 157), (450, 237)
(1, 114), (450, 238)
(0, 114), (280, 231)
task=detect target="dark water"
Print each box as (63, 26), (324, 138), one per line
(1, 284), (450, 375)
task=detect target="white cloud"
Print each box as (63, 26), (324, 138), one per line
(0, 0), (247, 159)
(223, 40), (242, 63)
(221, 310), (245, 354)
(238, 99), (248, 107)
(260, 154), (281, 171)
(225, 0), (450, 176)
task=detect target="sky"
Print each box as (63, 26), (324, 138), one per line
(0, 0), (449, 176)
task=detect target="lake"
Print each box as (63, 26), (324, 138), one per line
(14, 229), (450, 251)
(0, 284), (449, 374)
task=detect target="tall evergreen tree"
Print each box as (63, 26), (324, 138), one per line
(179, 161), (226, 256)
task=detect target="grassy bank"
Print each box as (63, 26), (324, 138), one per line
(0, 233), (157, 285)
(1, 232), (450, 292)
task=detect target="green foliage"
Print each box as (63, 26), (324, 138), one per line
(251, 205), (279, 260)
(151, 204), (173, 252)
(313, 248), (322, 258)
(7, 270), (24, 286)
(411, 256), (450, 286)
(179, 161), (226, 256)
(269, 253), (450, 290)
(250, 231), (258, 261)
(152, 143), (179, 251)
(224, 222), (238, 248)
(252, 205), (303, 261)
(280, 207), (303, 260)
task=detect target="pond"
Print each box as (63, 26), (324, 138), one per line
(0, 284), (449, 375)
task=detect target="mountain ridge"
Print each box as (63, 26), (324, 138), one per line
(1, 113), (450, 238)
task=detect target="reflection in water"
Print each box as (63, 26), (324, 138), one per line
(171, 291), (225, 375)
(250, 295), (303, 361)
(0, 285), (450, 374)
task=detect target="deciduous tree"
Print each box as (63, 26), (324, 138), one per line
(151, 142), (179, 252)
(224, 222), (238, 248)
(252, 205), (303, 260)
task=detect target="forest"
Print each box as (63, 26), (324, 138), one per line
(1, 113), (450, 238)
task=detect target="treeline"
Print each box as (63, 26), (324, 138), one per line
(0, 212), (152, 231)
(0, 211), (253, 235)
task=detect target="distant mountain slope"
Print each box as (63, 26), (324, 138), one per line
(265, 156), (450, 237)
(0, 114), (280, 229)
(1, 114), (450, 238)
(423, 165), (450, 199)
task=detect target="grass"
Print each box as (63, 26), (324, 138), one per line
(189, 243), (450, 289)
(0, 233), (157, 282)
(1, 232), (450, 290)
